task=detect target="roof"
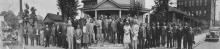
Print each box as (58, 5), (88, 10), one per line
(43, 13), (63, 23)
(94, 0), (121, 8)
(82, 0), (131, 10)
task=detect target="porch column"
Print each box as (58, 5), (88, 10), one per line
(95, 10), (98, 20)
(119, 10), (122, 18)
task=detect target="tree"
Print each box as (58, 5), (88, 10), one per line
(30, 7), (37, 26)
(57, 0), (79, 22)
(23, 4), (30, 23)
(1, 10), (19, 29)
(150, 0), (169, 23)
(129, 1), (142, 17)
(0, 11), (7, 16)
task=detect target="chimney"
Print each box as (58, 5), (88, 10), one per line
(57, 12), (59, 15)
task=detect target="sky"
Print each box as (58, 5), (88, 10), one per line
(0, 0), (220, 20)
(0, 0), (59, 18)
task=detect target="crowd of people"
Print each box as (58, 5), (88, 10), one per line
(22, 15), (199, 49)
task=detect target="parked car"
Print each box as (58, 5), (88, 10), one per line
(205, 30), (219, 41)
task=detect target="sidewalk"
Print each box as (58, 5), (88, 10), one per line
(0, 45), (64, 49)
(194, 33), (208, 42)
(152, 30), (209, 49)
(88, 42), (126, 49)
(1, 30), (209, 49)
(193, 30), (209, 48)
(23, 45), (64, 49)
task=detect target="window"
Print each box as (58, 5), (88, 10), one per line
(185, 1), (187, 7)
(192, 11), (194, 16)
(189, 12), (191, 16)
(189, 1), (191, 7)
(178, 2), (180, 5)
(196, 11), (198, 16)
(179, 2), (182, 5)
(205, 0), (207, 6)
(201, 10), (203, 16)
(204, 10), (207, 16)
(200, 0), (203, 6)
(199, 0), (201, 6)
(181, 2), (183, 5)
(199, 10), (202, 16)
(197, 0), (199, 6)
(192, 0), (194, 6)
(188, 12), (190, 16)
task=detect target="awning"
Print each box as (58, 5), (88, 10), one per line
(183, 16), (208, 25)
(168, 7), (188, 16)
(168, 7), (208, 25)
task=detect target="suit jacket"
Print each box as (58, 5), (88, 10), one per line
(61, 25), (67, 36)
(156, 26), (161, 36)
(161, 26), (168, 36)
(44, 29), (50, 37)
(117, 22), (124, 34)
(187, 28), (194, 42)
(138, 26), (146, 38)
(111, 20), (117, 32)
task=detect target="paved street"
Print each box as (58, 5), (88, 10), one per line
(194, 41), (220, 49)
(193, 30), (220, 49)
(194, 36), (220, 49)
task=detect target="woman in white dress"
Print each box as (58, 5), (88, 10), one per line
(123, 21), (131, 47)
(66, 20), (75, 49)
(75, 25), (82, 49)
(131, 23), (139, 49)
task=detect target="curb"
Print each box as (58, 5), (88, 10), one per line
(193, 32), (208, 48)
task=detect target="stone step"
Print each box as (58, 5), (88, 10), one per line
(88, 43), (127, 49)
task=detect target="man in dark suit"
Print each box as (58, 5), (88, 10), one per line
(117, 18), (124, 44)
(177, 25), (183, 49)
(187, 27), (195, 49)
(183, 24), (188, 49)
(161, 23), (167, 47)
(173, 25), (178, 47)
(167, 24), (173, 48)
(56, 25), (62, 47)
(44, 25), (51, 47)
(24, 28), (28, 45)
(152, 23), (157, 47)
(147, 25), (152, 47)
(61, 25), (68, 49)
(145, 25), (151, 48)
(156, 22), (161, 47)
(138, 23), (146, 49)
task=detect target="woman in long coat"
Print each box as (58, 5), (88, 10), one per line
(82, 23), (89, 48)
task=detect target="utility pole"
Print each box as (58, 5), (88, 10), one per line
(18, 0), (24, 46)
(214, 0), (216, 26)
(20, 0), (23, 12)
